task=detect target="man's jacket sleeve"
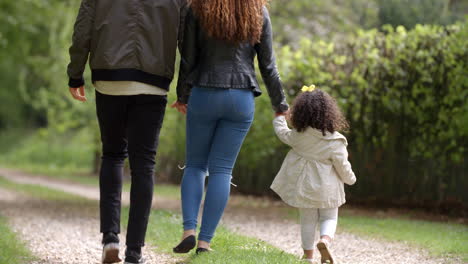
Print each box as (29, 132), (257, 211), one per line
(67, 0), (95, 88)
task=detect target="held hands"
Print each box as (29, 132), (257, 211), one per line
(275, 109), (290, 120)
(69, 86), (87, 102)
(171, 101), (187, 114)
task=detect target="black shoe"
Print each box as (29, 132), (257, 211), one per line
(124, 248), (145, 264)
(173, 235), (196, 254)
(102, 233), (121, 264)
(196, 248), (210, 255)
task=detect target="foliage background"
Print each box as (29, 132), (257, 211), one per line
(0, 0), (467, 213)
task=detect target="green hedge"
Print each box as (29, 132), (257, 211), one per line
(161, 21), (468, 212)
(376, 0), (466, 29)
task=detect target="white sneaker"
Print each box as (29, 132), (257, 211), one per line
(102, 243), (121, 264)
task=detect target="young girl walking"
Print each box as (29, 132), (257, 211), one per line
(271, 86), (356, 264)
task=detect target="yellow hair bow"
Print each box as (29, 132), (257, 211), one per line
(301, 84), (316, 92)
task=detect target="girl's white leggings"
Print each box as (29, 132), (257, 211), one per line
(299, 208), (338, 250)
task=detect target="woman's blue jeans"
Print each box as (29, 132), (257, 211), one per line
(181, 87), (254, 243)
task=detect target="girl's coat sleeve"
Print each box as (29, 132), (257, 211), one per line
(273, 116), (295, 146)
(332, 143), (356, 185)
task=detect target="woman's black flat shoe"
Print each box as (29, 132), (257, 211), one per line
(196, 248), (210, 255)
(173, 235), (196, 253)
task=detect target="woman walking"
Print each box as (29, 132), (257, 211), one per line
(171, 0), (289, 254)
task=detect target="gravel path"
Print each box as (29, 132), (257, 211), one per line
(0, 188), (177, 263)
(0, 168), (463, 264)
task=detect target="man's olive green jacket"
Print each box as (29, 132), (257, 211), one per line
(67, 0), (187, 90)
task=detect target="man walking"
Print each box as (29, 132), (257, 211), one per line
(67, 0), (187, 263)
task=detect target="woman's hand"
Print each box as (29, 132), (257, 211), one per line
(171, 101), (187, 114)
(69, 86), (87, 102)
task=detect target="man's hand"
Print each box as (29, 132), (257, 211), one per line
(171, 101), (187, 114)
(69, 86), (87, 102)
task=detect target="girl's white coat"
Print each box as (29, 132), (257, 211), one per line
(271, 116), (356, 208)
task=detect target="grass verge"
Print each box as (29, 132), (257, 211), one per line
(0, 216), (35, 264)
(0, 127), (98, 185)
(0, 128), (95, 176)
(0, 176), (93, 204)
(339, 210), (468, 261)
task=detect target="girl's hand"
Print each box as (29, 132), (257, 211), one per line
(285, 110), (291, 121)
(171, 101), (187, 114)
(69, 86), (87, 102)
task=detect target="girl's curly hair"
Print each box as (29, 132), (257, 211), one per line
(291, 89), (349, 135)
(189, 0), (266, 45)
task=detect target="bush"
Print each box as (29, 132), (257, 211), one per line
(282, 21), (468, 211)
(376, 0), (465, 29)
(0, 128), (95, 175)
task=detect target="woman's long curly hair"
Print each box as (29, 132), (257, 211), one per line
(291, 89), (349, 135)
(189, 0), (267, 44)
